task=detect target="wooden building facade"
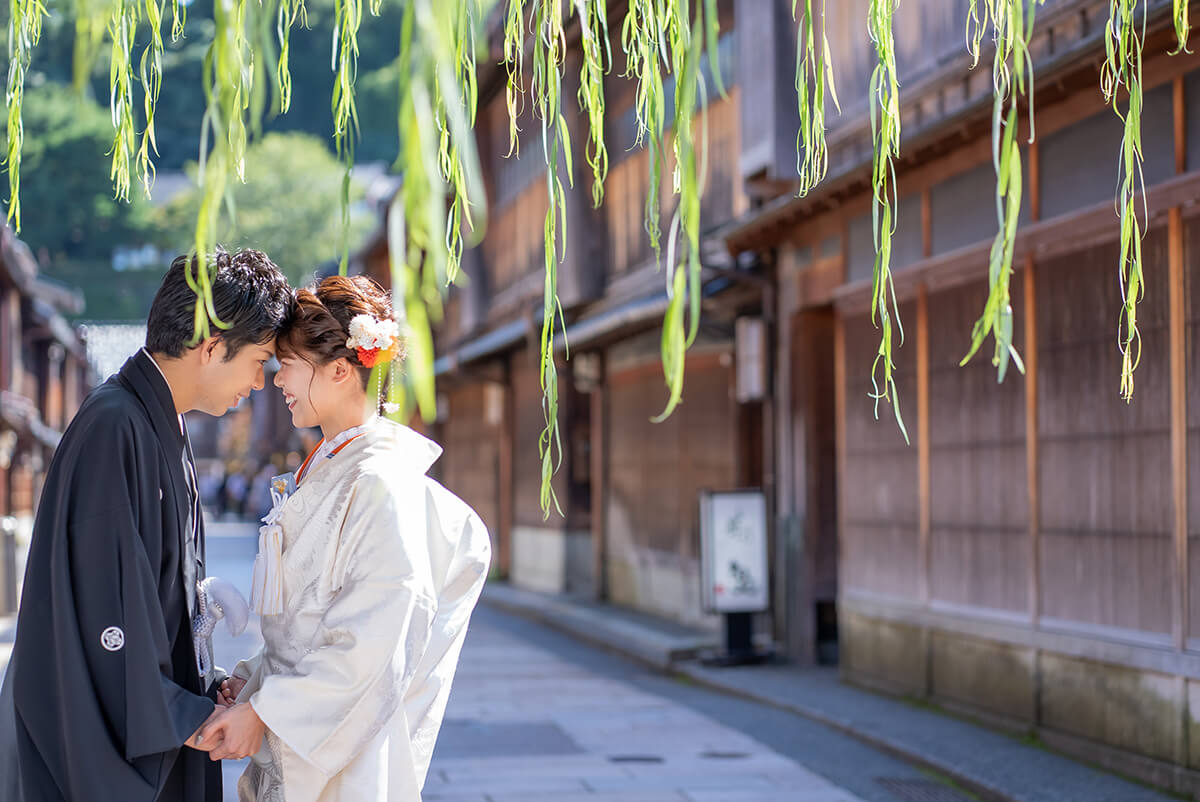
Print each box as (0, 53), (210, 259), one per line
(360, 0), (1200, 788)
(0, 226), (92, 614)
(725, 0), (1200, 792)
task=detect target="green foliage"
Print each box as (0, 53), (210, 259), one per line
(158, 132), (370, 285)
(4, 0), (1197, 518)
(530, 0), (570, 518)
(385, 0), (488, 433)
(1170, 0), (1190, 54)
(5, 0), (47, 230)
(867, 0), (906, 441)
(794, 0), (839, 197)
(12, 83), (154, 264)
(1101, 0), (1148, 401)
(960, 0), (1041, 384)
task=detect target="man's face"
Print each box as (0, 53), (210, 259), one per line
(193, 338), (275, 416)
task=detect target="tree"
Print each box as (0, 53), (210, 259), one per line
(157, 132), (372, 286)
(1, 0), (1192, 515)
(13, 82), (154, 265)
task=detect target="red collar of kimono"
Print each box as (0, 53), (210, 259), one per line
(296, 434), (363, 485)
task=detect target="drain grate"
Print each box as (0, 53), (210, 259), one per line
(698, 750), (749, 760)
(608, 755), (665, 764)
(876, 778), (976, 802)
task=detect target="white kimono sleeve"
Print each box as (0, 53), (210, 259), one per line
(248, 474), (438, 778)
(403, 487), (491, 784)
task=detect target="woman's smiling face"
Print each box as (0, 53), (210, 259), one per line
(273, 350), (325, 429)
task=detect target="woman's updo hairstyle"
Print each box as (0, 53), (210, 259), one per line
(276, 275), (403, 389)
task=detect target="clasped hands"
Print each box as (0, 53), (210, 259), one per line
(184, 676), (264, 760)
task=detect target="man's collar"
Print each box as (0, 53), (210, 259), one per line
(139, 347), (184, 434)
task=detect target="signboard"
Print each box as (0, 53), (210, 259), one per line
(735, 317), (766, 403)
(700, 490), (769, 613)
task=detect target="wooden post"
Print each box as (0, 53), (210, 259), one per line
(917, 285), (931, 605)
(590, 353), (608, 601)
(498, 362), (515, 578)
(1026, 139), (1041, 627)
(1170, 205), (1186, 651)
(918, 189), (933, 606)
(834, 313), (846, 598)
(835, 221), (849, 601)
(1170, 74), (1187, 650)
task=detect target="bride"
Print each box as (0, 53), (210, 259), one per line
(197, 275), (491, 802)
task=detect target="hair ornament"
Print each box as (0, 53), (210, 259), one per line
(346, 314), (400, 368)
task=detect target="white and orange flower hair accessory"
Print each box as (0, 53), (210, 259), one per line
(346, 313), (400, 368)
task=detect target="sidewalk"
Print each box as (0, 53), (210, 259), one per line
(0, 614), (13, 683)
(482, 583), (1181, 802)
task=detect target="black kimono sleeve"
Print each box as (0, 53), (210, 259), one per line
(9, 411), (214, 801)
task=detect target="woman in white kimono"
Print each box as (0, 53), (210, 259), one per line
(197, 275), (492, 801)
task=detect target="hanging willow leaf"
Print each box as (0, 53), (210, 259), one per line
(332, 0), (364, 273)
(1101, 0), (1147, 401)
(653, 1), (707, 422)
(387, 0), (492, 425)
(1170, 0), (1190, 53)
(502, 0), (526, 157)
(276, 0), (307, 113)
(137, 0), (168, 196)
(621, 0), (667, 255)
(435, 0), (485, 283)
(530, 0), (570, 519)
(866, 0), (906, 440)
(171, 0), (186, 39)
(185, 0), (256, 342)
(391, 0), (442, 422)
(4, 0), (46, 230)
(575, 0), (610, 207)
(73, 0), (109, 95)
(794, 0), (840, 197)
(960, 0), (1041, 381)
(108, 0), (138, 202)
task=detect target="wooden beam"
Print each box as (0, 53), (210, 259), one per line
(917, 284), (931, 605)
(725, 23), (1191, 254)
(835, 168), (1200, 314)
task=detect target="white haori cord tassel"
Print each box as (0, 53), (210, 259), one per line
(192, 576), (250, 675)
(251, 483), (288, 615)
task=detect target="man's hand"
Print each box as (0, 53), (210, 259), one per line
(219, 675), (248, 707)
(184, 704), (222, 751)
(199, 702), (266, 761)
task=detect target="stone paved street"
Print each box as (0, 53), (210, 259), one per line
(206, 520), (973, 802)
(422, 611), (865, 802)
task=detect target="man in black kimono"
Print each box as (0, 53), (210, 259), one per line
(0, 249), (292, 802)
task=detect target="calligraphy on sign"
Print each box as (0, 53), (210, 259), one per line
(699, 490), (769, 614)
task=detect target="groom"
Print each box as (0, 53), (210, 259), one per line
(0, 249), (292, 802)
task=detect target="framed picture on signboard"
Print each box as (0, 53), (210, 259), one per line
(699, 489), (768, 614)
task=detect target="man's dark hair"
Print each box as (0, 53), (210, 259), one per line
(146, 248), (292, 360)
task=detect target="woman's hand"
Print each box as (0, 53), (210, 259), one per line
(199, 702), (267, 761)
